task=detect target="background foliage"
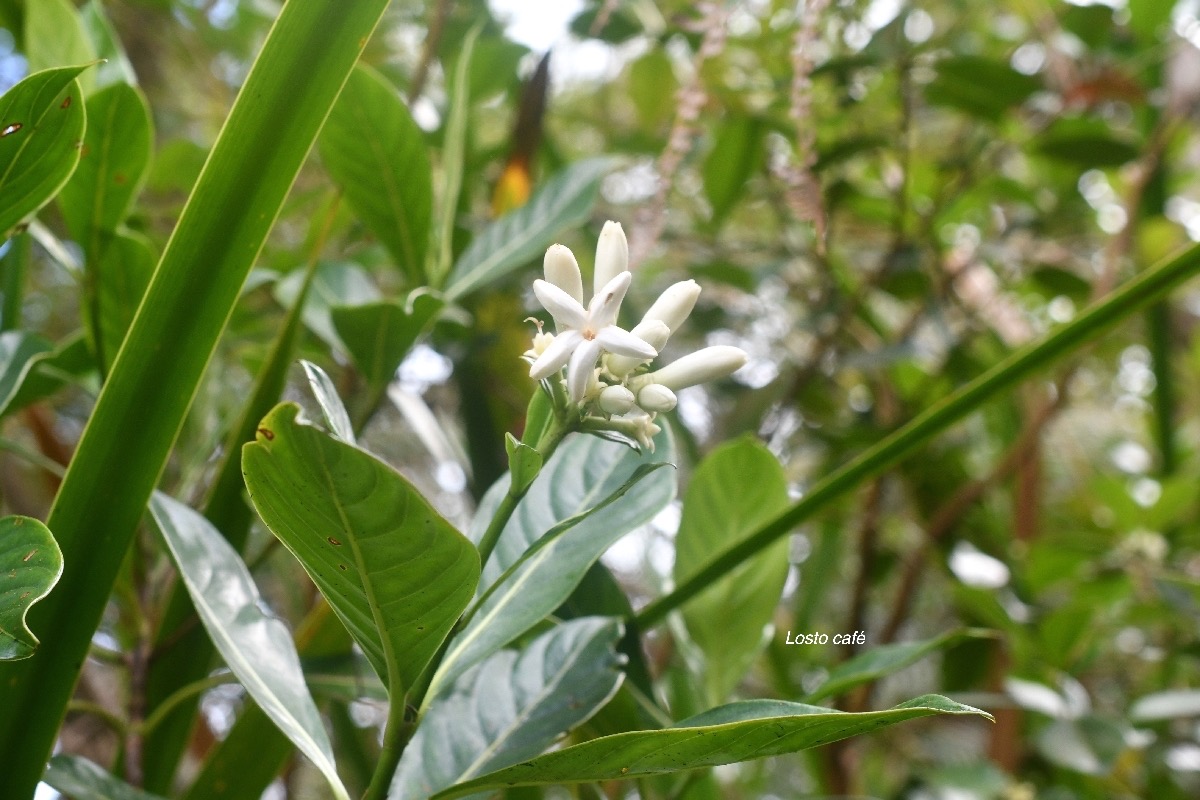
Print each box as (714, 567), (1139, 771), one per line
(1, 0), (1199, 799)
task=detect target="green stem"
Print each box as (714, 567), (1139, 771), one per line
(636, 242), (1200, 629)
(1147, 301), (1176, 476)
(362, 702), (415, 800)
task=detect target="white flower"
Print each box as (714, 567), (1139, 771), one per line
(636, 383), (677, 412)
(543, 244), (583, 307)
(593, 221), (629, 295)
(597, 384), (636, 414)
(606, 319), (671, 378)
(529, 270), (657, 402)
(641, 279), (701, 337)
(629, 345), (748, 393)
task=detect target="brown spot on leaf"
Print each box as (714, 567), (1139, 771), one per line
(61, 95), (72, 109)
(1, 122), (22, 136)
(114, 173), (127, 185)
(257, 427), (275, 440)
(327, 537), (342, 546)
(338, 564), (348, 571)
(22, 550), (36, 562)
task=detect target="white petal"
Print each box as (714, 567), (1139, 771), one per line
(567, 338), (602, 402)
(529, 330), (581, 379)
(644, 345), (748, 391)
(593, 221), (629, 296)
(597, 384), (636, 414)
(637, 383), (677, 412)
(587, 271), (632, 329)
(606, 320), (670, 377)
(596, 325), (658, 359)
(544, 244), (583, 305)
(533, 279), (588, 329)
(642, 279), (700, 336)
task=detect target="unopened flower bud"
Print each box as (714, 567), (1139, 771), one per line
(528, 330), (554, 357)
(593, 221), (629, 296)
(642, 280), (700, 337)
(544, 244), (583, 306)
(597, 384), (636, 415)
(637, 383), (677, 412)
(607, 319), (670, 377)
(633, 345), (748, 392)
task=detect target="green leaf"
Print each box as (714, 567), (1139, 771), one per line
(301, 359), (356, 444)
(330, 290), (444, 395)
(0, 515), (63, 660)
(432, 695), (992, 798)
(0, 3), (394, 792)
(0, 331), (92, 419)
(443, 158), (613, 300)
(432, 25), (477, 285)
(804, 629), (995, 702)
(274, 260), (381, 350)
(80, 0), (139, 90)
(675, 437), (790, 703)
(91, 231), (156, 372)
(242, 403), (480, 694)
(58, 82), (154, 247)
(24, 0), (96, 95)
(0, 65), (88, 238)
(318, 65), (432, 283)
(1031, 118), (1140, 168)
(924, 55), (1040, 122)
(702, 116), (765, 227)
(43, 755), (167, 800)
(1130, 689), (1200, 722)
(148, 492), (350, 800)
(430, 432), (674, 697)
(504, 432), (542, 495)
(0, 329), (51, 415)
(390, 617), (625, 800)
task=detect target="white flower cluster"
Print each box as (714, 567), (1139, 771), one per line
(525, 221), (748, 450)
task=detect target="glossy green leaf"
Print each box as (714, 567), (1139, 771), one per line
(432, 695), (991, 798)
(0, 65), (88, 238)
(58, 82), (153, 247)
(504, 432), (542, 495)
(805, 629), (994, 702)
(391, 617), (625, 800)
(149, 492), (350, 800)
(80, 0), (139, 90)
(24, 0), (96, 96)
(319, 65), (432, 283)
(301, 359), (356, 444)
(0, 3), (393, 792)
(242, 402), (480, 693)
(443, 158), (613, 300)
(0, 515), (62, 660)
(702, 116), (765, 227)
(91, 231), (156, 372)
(429, 431), (674, 697)
(330, 290), (444, 394)
(274, 260), (381, 350)
(0, 330), (92, 419)
(675, 437), (789, 704)
(43, 755), (167, 800)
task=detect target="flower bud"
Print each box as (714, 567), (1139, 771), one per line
(637, 383), (677, 413)
(593, 221), (629, 296)
(528, 330), (554, 357)
(597, 384), (636, 415)
(544, 244), (583, 305)
(606, 319), (670, 377)
(632, 415), (661, 452)
(642, 280), (700, 337)
(633, 345), (748, 392)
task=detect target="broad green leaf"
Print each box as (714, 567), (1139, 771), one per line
(702, 116), (765, 228)
(504, 432), (542, 495)
(0, 66), (88, 238)
(80, 0), (139, 90)
(628, 49), (678, 129)
(432, 695), (992, 798)
(0, 515), (62, 660)
(91, 231), (156, 372)
(924, 55), (1039, 122)
(1031, 118), (1140, 167)
(443, 158), (613, 300)
(24, 0), (96, 95)
(0, 3), (394, 792)
(274, 260), (381, 350)
(43, 755), (167, 800)
(675, 437), (789, 704)
(0, 329), (51, 415)
(243, 403), (480, 693)
(318, 65), (432, 283)
(391, 617), (625, 800)
(330, 290), (444, 394)
(1130, 689), (1200, 722)
(58, 82), (154, 247)
(429, 431), (674, 697)
(149, 492), (350, 800)
(804, 629), (994, 702)
(301, 359), (356, 444)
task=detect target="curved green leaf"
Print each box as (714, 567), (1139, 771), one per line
(0, 515), (63, 660)
(0, 329), (51, 415)
(58, 82), (153, 246)
(391, 617), (625, 800)
(274, 260), (381, 350)
(43, 755), (167, 800)
(149, 492), (350, 800)
(675, 437), (790, 704)
(319, 65), (432, 283)
(80, 0), (139, 90)
(433, 695), (991, 798)
(25, 0), (95, 95)
(242, 402), (480, 694)
(0, 65), (88, 238)
(430, 432), (674, 697)
(301, 359), (356, 444)
(330, 290), (444, 394)
(443, 158), (613, 300)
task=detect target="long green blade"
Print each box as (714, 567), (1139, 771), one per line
(0, 1), (390, 792)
